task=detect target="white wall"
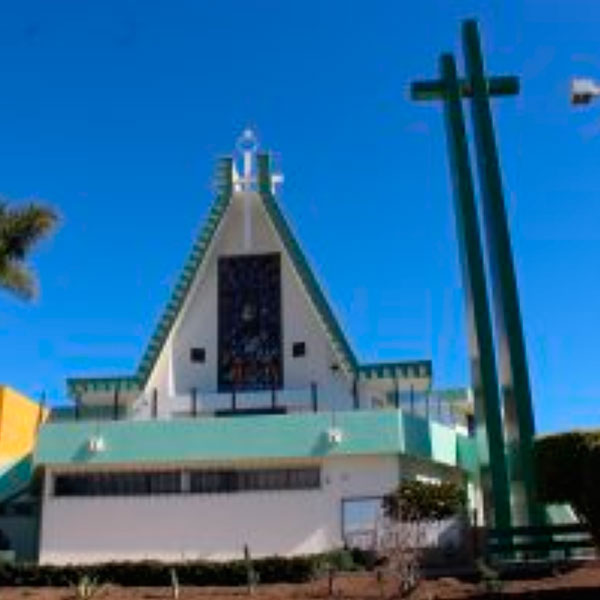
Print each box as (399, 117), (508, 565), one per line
(143, 192), (354, 414)
(38, 454), (400, 565)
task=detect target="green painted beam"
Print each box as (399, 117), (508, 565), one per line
(438, 53), (511, 529)
(462, 19), (542, 526)
(411, 75), (519, 101)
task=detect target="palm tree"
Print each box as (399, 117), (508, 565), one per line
(0, 201), (58, 299)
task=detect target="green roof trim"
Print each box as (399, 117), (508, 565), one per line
(257, 153), (358, 371)
(35, 410), (477, 474)
(67, 375), (140, 396)
(0, 454), (33, 505)
(67, 157), (234, 397)
(134, 157), (233, 385)
(358, 360), (432, 380)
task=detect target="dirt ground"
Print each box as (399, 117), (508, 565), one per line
(2, 566), (600, 600)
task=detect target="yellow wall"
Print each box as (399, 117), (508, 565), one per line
(0, 386), (48, 462)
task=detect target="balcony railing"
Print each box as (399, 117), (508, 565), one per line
(132, 386), (320, 419)
(47, 385), (471, 433)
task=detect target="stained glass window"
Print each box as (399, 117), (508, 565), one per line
(218, 253), (282, 391)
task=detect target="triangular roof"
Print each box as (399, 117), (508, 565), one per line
(69, 153), (406, 397)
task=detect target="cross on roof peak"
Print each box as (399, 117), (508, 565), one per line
(232, 129), (283, 194)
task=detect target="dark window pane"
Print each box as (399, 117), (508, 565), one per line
(54, 471), (182, 497)
(218, 253), (282, 392)
(54, 467), (320, 497)
(188, 466), (320, 494)
(190, 348), (206, 363)
(292, 342), (306, 357)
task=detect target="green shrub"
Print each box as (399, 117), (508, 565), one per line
(349, 547), (380, 570)
(534, 430), (600, 545)
(313, 549), (357, 575)
(0, 552), (337, 587)
(383, 479), (467, 522)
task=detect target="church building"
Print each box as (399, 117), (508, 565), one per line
(32, 132), (478, 564)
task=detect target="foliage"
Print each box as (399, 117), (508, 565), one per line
(349, 547), (379, 570)
(534, 430), (600, 545)
(315, 549), (357, 574)
(0, 200), (58, 300)
(0, 550), (373, 587)
(379, 480), (466, 599)
(383, 479), (467, 522)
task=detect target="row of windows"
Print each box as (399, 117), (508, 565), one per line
(54, 471), (180, 497)
(53, 467), (321, 497)
(189, 467), (319, 493)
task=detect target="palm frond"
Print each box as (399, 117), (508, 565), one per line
(0, 260), (36, 300)
(0, 203), (58, 260)
(0, 200), (58, 301)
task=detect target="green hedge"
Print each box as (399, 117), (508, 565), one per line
(534, 430), (600, 545)
(0, 549), (375, 587)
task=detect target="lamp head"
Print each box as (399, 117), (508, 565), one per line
(571, 78), (600, 105)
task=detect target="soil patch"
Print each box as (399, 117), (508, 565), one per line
(1, 566), (600, 600)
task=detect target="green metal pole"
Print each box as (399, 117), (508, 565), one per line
(439, 53), (511, 530)
(462, 19), (543, 526)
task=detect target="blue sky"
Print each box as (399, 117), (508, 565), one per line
(0, 1), (598, 433)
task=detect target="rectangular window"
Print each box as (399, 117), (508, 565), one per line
(188, 466), (320, 494)
(292, 342), (306, 357)
(218, 253), (283, 392)
(341, 497), (385, 549)
(190, 347), (206, 363)
(54, 471), (182, 497)
(53, 466), (320, 497)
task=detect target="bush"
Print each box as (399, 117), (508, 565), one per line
(534, 430), (600, 545)
(314, 549), (357, 575)
(349, 547), (380, 570)
(383, 479), (467, 522)
(0, 550), (367, 587)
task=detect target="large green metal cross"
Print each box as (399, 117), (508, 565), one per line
(410, 19), (542, 529)
(412, 73), (519, 101)
(411, 49), (512, 530)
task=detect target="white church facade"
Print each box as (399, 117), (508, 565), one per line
(32, 132), (478, 564)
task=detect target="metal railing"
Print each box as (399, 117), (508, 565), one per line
(48, 385), (472, 433)
(131, 386), (320, 419)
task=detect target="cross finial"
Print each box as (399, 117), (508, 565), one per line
(232, 129), (284, 195)
(270, 165), (284, 195)
(233, 128), (258, 191)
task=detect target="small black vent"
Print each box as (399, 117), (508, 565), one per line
(292, 342), (306, 358)
(190, 348), (206, 363)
